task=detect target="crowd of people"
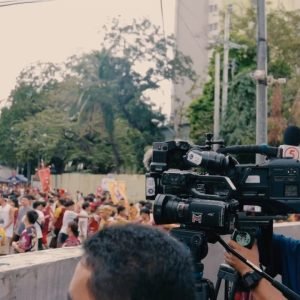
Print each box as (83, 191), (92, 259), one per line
(1, 184), (299, 299)
(0, 185), (156, 255)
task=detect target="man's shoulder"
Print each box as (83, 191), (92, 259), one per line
(37, 210), (44, 217)
(273, 234), (300, 250)
(80, 210), (88, 217)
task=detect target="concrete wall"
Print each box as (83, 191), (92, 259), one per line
(0, 247), (82, 300)
(51, 173), (145, 202)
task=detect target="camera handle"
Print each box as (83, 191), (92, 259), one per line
(217, 236), (300, 300)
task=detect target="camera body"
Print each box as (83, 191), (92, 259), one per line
(146, 140), (300, 235)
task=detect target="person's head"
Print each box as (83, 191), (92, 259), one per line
(58, 198), (66, 207)
(82, 201), (90, 212)
(65, 200), (75, 211)
(140, 207), (151, 222)
(68, 224), (195, 300)
(24, 210), (38, 226)
(85, 196), (94, 203)
(33, 201), (43, 211)
(8, 197), (18, 208)
(98, 205), (113, 221)
(67, 221), (79, 237)
(117, 205), (127, 218)
(21, 195), (35, 207)
(138, 200), (146, 209)
(128, 203), (138, 219)
(40, 201), (47, 208)
(89, 203), (97, 213)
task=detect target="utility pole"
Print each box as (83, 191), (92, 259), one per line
(214, 52), (221, 141)
(255, 0), (268, 164)
(221, 4), (232, 122)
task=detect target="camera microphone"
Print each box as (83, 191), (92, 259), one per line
(217, 145), (279, 157)
(186, 149), (236, 173)
(283, 125), (300, 146)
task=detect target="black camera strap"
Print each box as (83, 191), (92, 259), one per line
(259, 219), (275, 276)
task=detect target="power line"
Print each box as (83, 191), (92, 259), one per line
(178, 11), (205, 51)
(0, 0), (49, 3)
(0, 0), (52, 7)
(179, 0), (202, 25)
(179, 0), (210, 42)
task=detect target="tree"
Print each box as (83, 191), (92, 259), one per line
(64, 19), (195, 172)
(0, 18), (195, 174)
(0, 82), (48, 167)
(221, 71), (256, 145)
(268, 83), (286, 145)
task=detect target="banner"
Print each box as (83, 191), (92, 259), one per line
(37, 167), (51, 193)
(107, 180), (129, 209)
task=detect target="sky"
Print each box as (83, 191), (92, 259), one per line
(0, 0), (176, 115)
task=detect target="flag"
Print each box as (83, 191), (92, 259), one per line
(38, 166), (51, 193)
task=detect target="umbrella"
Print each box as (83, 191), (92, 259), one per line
(7, 174), (28, 184)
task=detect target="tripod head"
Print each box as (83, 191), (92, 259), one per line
(170, 226), (208, 263)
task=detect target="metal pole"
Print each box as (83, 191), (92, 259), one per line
(256, 0), (268, 164)
(221, 4), (232, 122)
(214, 52), (221, 140)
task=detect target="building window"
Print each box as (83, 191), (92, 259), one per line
(208, 23), (218, 31)
(209, 4), (218, 13)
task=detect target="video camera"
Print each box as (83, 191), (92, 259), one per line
(145, 136), (300, 236)
(145, 134), (300, 299)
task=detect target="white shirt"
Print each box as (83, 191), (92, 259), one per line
(35, 210), (45, 239)
(60, 210), (77, 235)
(0, 203), (14, 238)
(78, 209), (88, 238)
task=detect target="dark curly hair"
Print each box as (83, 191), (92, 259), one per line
(68, 221), (79, 237)
(83, 224), (196, 300)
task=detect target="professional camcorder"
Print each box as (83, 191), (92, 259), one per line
(145, 134), (300, 299)
(146, 135), (300, 236)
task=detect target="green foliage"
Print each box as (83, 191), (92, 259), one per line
(188, 80), (214, 144)
(221, 71), (256, 145)
(13, 108), (71, 163)
(0, 18), (194, 174)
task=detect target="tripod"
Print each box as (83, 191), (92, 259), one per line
(215, 263), (241, 300)
(171, 226), (300, 300)
(170, 227), (216, 300)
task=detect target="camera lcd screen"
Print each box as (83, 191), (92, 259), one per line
(285, 185), (298, 197)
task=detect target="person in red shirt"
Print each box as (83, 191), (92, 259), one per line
(41, 200), (54, 248)
(63, 221), (80, 247)
(87, 203), (99, 237)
